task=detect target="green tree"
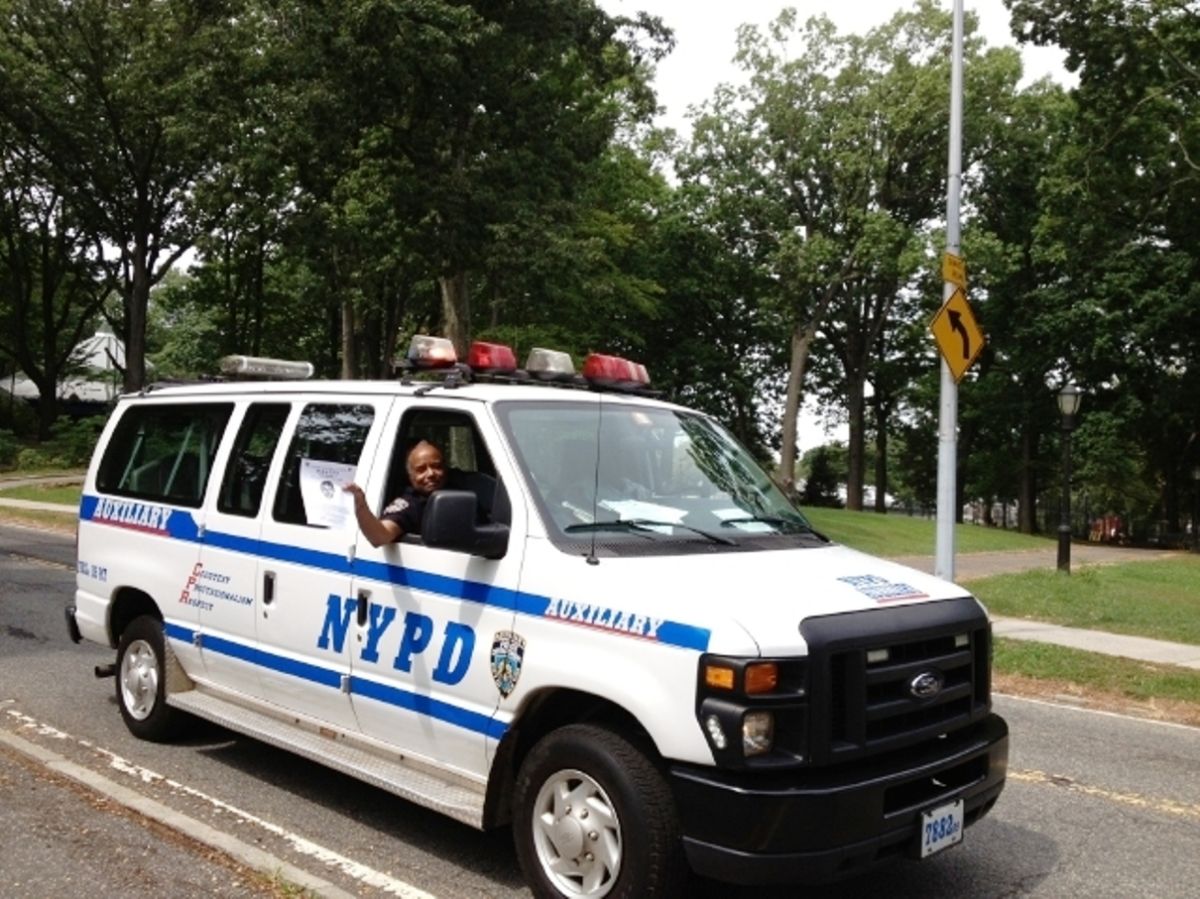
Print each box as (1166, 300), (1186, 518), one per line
(685, 3), (1019, 508)
(1008, 0), (1200, 532)
(0, 0), (262, 392)
(0, 126), (106, 437)
(799, 443), (844, 508)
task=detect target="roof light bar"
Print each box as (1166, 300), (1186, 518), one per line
(406, 335), (457, 369)
(467, 341), (518, 373)
(219, 355), (314, 379)
(526, 347), (576, 380)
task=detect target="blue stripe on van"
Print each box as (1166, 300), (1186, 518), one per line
(351, 676), (508, 741)
(86, 495), (711, 653)
(164, 622), (508, 739)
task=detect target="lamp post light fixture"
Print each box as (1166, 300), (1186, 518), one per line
(1057, 384), (1083, 573)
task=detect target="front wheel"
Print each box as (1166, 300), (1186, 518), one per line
(116, 615), (182, 742)
(513, 724), (684, 898)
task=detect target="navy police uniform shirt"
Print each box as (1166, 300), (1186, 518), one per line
(381, 486), (429, 536)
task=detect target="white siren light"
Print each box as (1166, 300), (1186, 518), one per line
(407, 335), (457, 368)
(220, 355), (314, 379)
(525, 347), (575, 379)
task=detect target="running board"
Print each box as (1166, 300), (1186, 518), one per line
(167, 688), (485, 828)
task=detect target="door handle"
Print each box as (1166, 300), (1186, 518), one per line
(356, 589), (370, 627)
(263, 570), (276, 605)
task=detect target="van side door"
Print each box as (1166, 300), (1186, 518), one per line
(252, 399), (388, 732)
(347, 400), (524, 784)
(193, 401), (292, 699)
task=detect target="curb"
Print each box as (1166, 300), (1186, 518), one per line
(0, 727), (358, 899)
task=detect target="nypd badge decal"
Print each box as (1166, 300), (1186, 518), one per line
(491, 630), (526, 698)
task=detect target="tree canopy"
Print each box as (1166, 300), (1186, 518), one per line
(1, 0), (1197, 539)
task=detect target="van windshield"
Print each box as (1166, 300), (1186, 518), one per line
(496, 400), (823, 554)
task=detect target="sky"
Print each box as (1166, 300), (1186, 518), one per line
(601, 0), (1072, 138)
(598, 0), (1071, 448)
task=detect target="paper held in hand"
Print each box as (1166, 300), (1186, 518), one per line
(299, 458), (358, 529)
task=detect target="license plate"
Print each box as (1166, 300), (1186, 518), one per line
(920, 799), (964, 858)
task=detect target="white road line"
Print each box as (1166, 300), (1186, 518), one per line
(2, 709), (438, 899)
(996, 691), (1200, 732)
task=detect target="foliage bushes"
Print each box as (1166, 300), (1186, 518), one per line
(0, 389), (39, 437)
(0, 413), (107, 471)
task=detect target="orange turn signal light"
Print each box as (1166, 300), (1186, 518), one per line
(704, 665), (736, 690)
(745, 663), (779, 694)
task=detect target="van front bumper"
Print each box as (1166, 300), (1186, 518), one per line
(669, 713), (1008, 885)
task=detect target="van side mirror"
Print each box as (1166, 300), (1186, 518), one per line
(423, 490), (509, 559)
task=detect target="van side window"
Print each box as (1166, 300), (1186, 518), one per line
(273, 403), (375, 526)
(218, 403), (290, 517)
(388, 409), (509, 527)
(97, 403), (234, 508)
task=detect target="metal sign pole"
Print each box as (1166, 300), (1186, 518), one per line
(935, 0), (965, 581)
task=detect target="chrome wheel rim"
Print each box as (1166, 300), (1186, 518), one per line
(120, 639), (159, 721)
(531, 767), (621, 897)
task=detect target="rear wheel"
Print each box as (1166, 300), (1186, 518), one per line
(513, 724), (684, 898)
(116, 615), (182, 742)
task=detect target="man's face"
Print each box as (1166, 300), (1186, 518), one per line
(407, 442), (447, 495)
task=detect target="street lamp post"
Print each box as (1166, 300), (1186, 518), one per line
(1192, 465), (1200, 553)
(1057, 384), (1083, 573)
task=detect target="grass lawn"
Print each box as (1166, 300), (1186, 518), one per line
(970, 556), (1200, 645)
(0, 483), (82, 505)
(802, 506), (1052, 557)
(994, 639), (1200, 725)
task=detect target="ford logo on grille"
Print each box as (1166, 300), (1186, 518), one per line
(909, 670), (945, 699)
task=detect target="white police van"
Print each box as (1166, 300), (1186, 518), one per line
(67, 336), (1007, 897)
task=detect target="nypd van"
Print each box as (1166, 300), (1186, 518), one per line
(67, 337), (1007, 897)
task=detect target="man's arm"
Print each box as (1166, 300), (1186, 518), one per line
(344, 483), (403, 547)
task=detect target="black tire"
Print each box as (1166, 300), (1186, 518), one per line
(513, 724), (685, 899)
(115, 615), (182, 742)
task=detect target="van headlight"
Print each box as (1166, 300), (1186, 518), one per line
(742, 710), (774, 756)
(696, 654), (808, 768)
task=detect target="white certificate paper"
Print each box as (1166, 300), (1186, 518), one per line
(299, 459), (357, 528)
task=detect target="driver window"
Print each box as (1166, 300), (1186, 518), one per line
(385, 409), (509, 528)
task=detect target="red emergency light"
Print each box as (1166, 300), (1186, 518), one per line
(467, 341), (518, 373)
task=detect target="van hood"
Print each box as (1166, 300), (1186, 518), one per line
(528, 541), (973, 657)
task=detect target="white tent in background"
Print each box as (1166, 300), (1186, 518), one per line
(7, 329), (131, 405)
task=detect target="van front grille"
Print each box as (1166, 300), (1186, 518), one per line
(801, 597), (992, 766)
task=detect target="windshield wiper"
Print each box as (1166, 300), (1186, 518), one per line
(625, 518), (738, 546)
(564, 520), (658, 539)
(566, 518), (738, 546)
(719, 516), (827, 539)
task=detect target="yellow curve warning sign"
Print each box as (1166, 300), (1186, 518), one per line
(931, 289), (985, 382)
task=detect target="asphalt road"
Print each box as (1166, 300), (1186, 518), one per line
(3, 522), (1199, 897)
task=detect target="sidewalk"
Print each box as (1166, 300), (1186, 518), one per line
(893, 543), (1200, 671)
(990, 617), (1200, 671)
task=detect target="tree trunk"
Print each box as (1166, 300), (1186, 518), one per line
(1018, 423), (1037, 533)
(439, 272), (470, 358)
(845, 372), (866, 511)
(340, 297), (356, 379)
(122, 252), (150, 392)
(779, 321), (817, 491)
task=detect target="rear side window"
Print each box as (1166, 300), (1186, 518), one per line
(97, 403), (234, 507)
(273, 403), (375, 526)
(218, 403), (291, 517)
